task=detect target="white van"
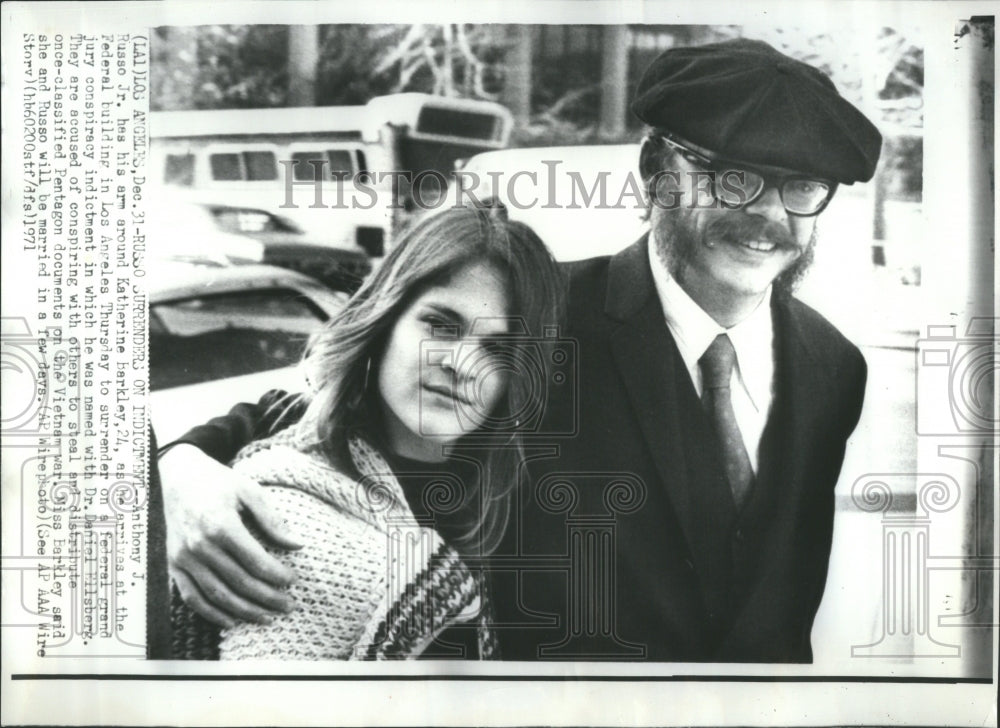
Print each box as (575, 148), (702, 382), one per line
(150, 93), (514, 255)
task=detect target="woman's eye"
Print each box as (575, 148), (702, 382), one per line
(422, 315), (459, 337)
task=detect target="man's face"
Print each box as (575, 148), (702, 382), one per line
(650, 144), (818, 307)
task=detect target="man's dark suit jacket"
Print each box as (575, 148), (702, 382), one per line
(176, 237), (867, 663)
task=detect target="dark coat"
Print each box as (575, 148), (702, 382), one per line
(491, 237), (867, 662)
(168, 237), (866, 663)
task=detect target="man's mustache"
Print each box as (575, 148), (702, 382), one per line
(706, 214), (799, 251)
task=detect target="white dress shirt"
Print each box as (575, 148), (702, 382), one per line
(647, 238), (775, 473)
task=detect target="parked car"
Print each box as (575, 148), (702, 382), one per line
(148, 199), (266, 266)
(454, 144), (648, 261)
(150, 189), (374, 293)
(199, 202), (375, 292)
(149, 259), (346, 443)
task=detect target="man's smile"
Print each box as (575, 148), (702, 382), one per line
(711, 235), (799, 260)
(742, 240), (778, 253)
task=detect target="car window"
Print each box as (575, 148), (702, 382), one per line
(356, 150), (371, 184)
(326, 150), (354, 178)
(209, 152), (243, 181)
(208, 151), (278, 182)
(291, 151), (327, 181)
(289, 150), (355, 181)
(149, 288), (328, 390)
(164, 154), (195, 186)
(244, 151), (278, 181)
(211, 208), (290, 234)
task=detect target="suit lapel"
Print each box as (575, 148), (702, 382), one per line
(605, 238), (709, 578)
(765, 297), (829, 496)
(603, 242), (843, 623)
(734, 297), (829, 579)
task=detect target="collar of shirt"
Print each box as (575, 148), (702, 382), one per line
(647, 233), (774, 411)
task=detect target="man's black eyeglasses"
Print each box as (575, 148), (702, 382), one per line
(658, 134), (837, 217)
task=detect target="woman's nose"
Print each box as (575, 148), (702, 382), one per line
(425, 339), (460, 372)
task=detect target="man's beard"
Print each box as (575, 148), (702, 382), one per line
(653, 207), (817, 299)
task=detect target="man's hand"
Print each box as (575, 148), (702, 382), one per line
(159, 444), (303, 627)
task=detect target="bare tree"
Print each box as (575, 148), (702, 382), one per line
(372, 24), (500, 99)
(598, 25), (630, 139)
(499, 25), (534, 128)
(288, 25), (319, 107)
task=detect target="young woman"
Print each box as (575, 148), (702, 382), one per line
(164, 204), (563, 659)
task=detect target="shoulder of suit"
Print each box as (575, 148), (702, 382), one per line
(782, 296), (865, 369)
(558, 256), (614, 311)
(560, 255), (613, 284)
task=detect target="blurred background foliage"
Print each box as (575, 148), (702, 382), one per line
(151, 23), (923, 199)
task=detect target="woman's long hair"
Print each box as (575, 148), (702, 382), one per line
(294, 204), (564, 555)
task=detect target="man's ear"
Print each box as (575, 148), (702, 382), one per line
(639, 136), (665, 183)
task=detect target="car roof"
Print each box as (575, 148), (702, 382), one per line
(149, 261), (345, 312)
(159, 194), (368, 255)
(462, 144), (639, 169)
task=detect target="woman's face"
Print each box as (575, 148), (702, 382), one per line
(377, 260), (511, 462)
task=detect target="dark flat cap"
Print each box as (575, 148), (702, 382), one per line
(631, 38), (882, 184)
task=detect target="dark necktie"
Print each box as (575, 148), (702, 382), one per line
(699, 334), (754, 508)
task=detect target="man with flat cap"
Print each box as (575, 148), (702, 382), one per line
(155, 38), (882, 662)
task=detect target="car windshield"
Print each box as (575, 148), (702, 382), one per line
(149, 288), (327, 390)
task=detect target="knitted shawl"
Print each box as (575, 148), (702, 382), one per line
(172, 427), (496, 660)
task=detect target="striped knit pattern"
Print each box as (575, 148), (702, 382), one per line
(169, 588), (220, 660)
(358, 542), (491, 659)
(181, 428), (496, 660)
